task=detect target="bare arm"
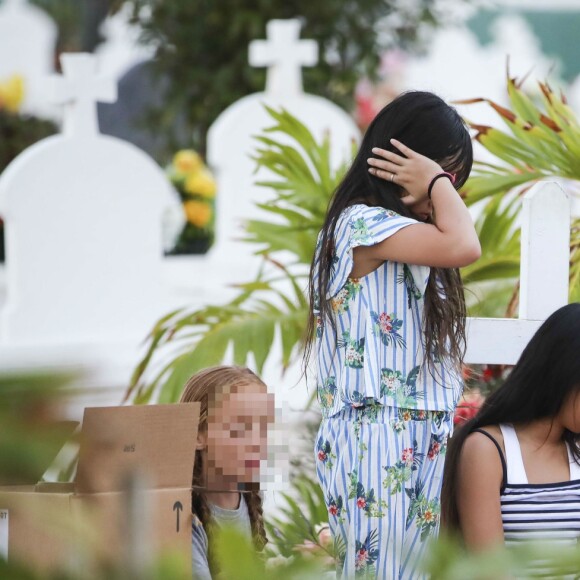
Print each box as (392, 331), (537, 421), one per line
(457, 432), (505, 551)
(356, 139), (481, 272)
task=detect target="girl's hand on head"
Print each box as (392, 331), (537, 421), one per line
(367, 139), (443, 206)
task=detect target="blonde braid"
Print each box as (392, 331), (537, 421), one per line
(191, 449), (219, 576)
(244, 491), (268, 551)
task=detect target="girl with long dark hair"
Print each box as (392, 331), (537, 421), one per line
(307, 91), (481, 578)
(442, 303), (580, 561)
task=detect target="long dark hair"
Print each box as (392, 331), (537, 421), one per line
(442, 303), (580, 532)
(305, 91), (473, 374)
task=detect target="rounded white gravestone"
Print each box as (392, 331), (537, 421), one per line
(204, 19), (360, 418)
(0, 53), (174, 347)
(0, 0), (57, 117)
(206, 19), (360, 305)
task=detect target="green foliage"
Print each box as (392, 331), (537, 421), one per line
(125, 107), (343, 404)
(424, 533), (580, 580)
(459, 75), (580, 301)
(0, 110), (57, 175)
(461, 194), (521, 286)
(28, 0), (83, 53)
(265, 475), (329, 559)
(0, 371), (77, 484)
(125, 0), (448, 157)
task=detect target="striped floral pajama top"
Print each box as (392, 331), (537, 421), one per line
(313, 205), (463, 578)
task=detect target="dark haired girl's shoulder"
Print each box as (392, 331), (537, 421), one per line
(465, 425), (505, 456)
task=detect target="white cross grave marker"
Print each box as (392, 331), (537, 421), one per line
(249, 19), (317, 96)
(205, 19), (359, 309)
(465, 181), (571, 365)
(51, 53), (117, 136)
(0, 53), (174, 348)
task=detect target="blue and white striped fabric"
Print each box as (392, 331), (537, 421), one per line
(313, 204), (462, 419)
(315, 405), (452, 579)
(313, 205), (462, 578)
(498, 423), (580, 578)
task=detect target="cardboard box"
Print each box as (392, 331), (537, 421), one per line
(0, 403), (200, 575)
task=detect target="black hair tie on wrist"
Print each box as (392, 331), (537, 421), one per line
(427, 172), (456, 199)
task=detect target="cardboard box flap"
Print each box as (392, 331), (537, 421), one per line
(76, 403), (199, 493)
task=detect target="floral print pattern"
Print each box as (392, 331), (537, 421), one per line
(370, 311), (406, 348)
(405, 479), (441, 540)
(354, 530), (380, 577)
(317, 436), (337, 469)
(398, 264), (423, 309)
(351, 217), (373, 245)
(316, 406), (452, 578)
(380, 366), (422, 407)
(318, 376), (337, 411)
(383, 440), (425, 495)
(339, 331), (365, 369)
(331, 278), (362, 314)
(348, 470), (388, 518)
(327, 493), (345, 523)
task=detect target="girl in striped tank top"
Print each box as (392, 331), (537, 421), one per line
(442, 304), (580, 567)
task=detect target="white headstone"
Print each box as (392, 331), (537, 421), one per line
(206, 19), (360, 305)
(0, 53), (174, 347)
(0, 0), (57, 117)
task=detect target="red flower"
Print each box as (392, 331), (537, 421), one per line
(378, 312), (393, 333)
(317, 450), (327, 462)
(401, 447), (414, 465)
(357, 497), (366, 509)
(482, 367), (494, 382)
(454, 391), (485, 426)
(328, 504), (338, 516)
(428, 442), (441, 460)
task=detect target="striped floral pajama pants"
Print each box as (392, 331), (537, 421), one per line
(314, 404), (452, 579)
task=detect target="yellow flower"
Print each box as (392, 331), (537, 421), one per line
(184, 168), (217, 199)
(0, 75), (25, 113)
(184, 200), (212, 228)
(173, 149), (202, 174)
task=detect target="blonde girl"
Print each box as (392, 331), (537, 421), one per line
(180, 365), (274, 579)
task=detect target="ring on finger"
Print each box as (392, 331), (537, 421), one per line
(390, 173), (396, 183)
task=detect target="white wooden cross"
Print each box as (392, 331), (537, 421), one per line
(249, 19), (318, 96)
(465, 181), (571, 364)
(50, 53), (117, 137)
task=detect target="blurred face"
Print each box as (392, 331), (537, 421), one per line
(203, 381), (275, 491)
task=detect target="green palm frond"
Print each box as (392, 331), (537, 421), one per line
(461, 194), (520, 286)
(126, 109), (343, 404)
(458, 74), (580, 300)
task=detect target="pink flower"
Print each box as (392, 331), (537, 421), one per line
(357, 497), (366, 509)
(378, 312), (392, 333)
(317, 450), (327, 462)
(355, 548), (368, 569)
(454, 390), (485, 426)
(401, 447), (414, 465)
